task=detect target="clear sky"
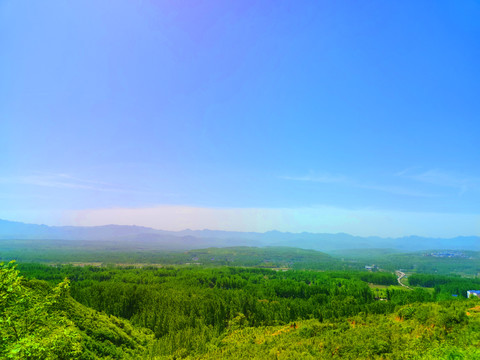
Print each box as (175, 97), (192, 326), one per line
(1, 1), (479, 237)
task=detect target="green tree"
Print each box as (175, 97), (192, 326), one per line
(0, 261), (82, 359)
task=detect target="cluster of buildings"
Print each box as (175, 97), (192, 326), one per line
(467, 290), (480, 298)
(423, 251), (467, 258)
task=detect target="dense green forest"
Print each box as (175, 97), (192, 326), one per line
(0, 261), (153, 359)
(2, 243), (480, 276)
(332, 248), (480, 276)
(3, 253), (480, 359)
(0, 243), (344, 269)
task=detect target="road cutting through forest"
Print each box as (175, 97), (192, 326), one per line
(395, 270), (412, 290)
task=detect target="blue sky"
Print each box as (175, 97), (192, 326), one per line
(1, 1), (479, 236)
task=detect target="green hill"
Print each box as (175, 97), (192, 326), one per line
(0, 261), (153, 359)
(6, 260), (480, 359)
(197, 304), (480, 359)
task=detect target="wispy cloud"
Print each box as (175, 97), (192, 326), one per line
(397, 169), (480, 194)
(0, 173), (125, 192)
(0, 172), (184, 199)
(357, 184), (439, 198)
(281, 172), (438, 198)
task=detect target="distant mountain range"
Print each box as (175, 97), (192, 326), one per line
(0, 218), (478, 252)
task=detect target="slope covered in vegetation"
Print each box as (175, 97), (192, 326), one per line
(0, 261), (152, 359)
(4, 261), (480, 358)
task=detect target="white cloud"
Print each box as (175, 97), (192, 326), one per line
(356, 184), (439, 198)
(397, 168), (480, 194)
(281, 173), (437, 197)
(0, 173), (130, 193)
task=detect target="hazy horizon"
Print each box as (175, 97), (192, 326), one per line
(1, 211), (478, 239)
(2, 1), (479, 237)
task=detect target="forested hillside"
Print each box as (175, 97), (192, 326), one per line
(2, 261), (480, 358)
(0, 261), (152, 359)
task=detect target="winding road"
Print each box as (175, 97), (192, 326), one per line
(395, 270), (412, 290)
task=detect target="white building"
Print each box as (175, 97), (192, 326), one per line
(467, 290), (480, 298)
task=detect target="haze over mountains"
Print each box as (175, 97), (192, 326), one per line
(0, 219), (477, 252)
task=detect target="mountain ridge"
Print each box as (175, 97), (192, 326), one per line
(0, 218), (478, 252)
